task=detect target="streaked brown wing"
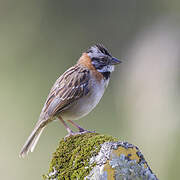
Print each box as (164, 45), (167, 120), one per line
(40, 65), (90, 120)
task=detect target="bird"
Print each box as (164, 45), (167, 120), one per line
(19, 44), (121, 158)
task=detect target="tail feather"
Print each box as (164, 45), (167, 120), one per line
(30, 127), (45, 153)
(19, 122), (46, 158)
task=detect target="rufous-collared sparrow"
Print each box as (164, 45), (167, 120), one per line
(19, 44), (121, 157)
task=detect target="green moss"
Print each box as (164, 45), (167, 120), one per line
(43, 133), (118, 179)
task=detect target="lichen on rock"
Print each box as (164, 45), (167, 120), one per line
(85, 141), (158, 180)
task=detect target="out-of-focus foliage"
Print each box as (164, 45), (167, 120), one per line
(0, 1), (180, 179)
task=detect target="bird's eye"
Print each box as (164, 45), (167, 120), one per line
(100, 57), (108, 63)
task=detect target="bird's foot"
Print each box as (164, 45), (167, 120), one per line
(79, 129), (96, 134)
(78, 127), (95, 133)
(64, 130), (96, 140)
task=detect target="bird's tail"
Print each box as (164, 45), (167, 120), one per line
(19, 121), (46, 158)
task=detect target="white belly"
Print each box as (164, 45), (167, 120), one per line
(61, 78), (109, 120)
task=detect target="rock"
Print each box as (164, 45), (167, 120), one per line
(43, 133), (158, 180)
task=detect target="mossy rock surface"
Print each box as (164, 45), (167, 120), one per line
(43, 133), (158, 180)
(43, 133), (117, 179)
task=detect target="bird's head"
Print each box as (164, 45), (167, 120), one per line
(86, 44), (121, 79)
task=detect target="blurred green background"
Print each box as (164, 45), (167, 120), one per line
(1, 0), (180, 179)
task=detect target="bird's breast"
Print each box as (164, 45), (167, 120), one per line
(61, 78), (109, 120)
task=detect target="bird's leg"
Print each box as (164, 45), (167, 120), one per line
(58, 116), (74, 135)
(58, 117), (95, 140)
(67, 120), (86, 132)
(67, 120), (96, 133)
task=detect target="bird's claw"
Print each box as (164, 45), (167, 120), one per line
(64, 130), (96, 141)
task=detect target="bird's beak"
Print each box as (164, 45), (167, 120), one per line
(110, 57), (122, 65)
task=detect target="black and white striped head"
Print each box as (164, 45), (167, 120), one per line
(87, 44), (121, 79)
